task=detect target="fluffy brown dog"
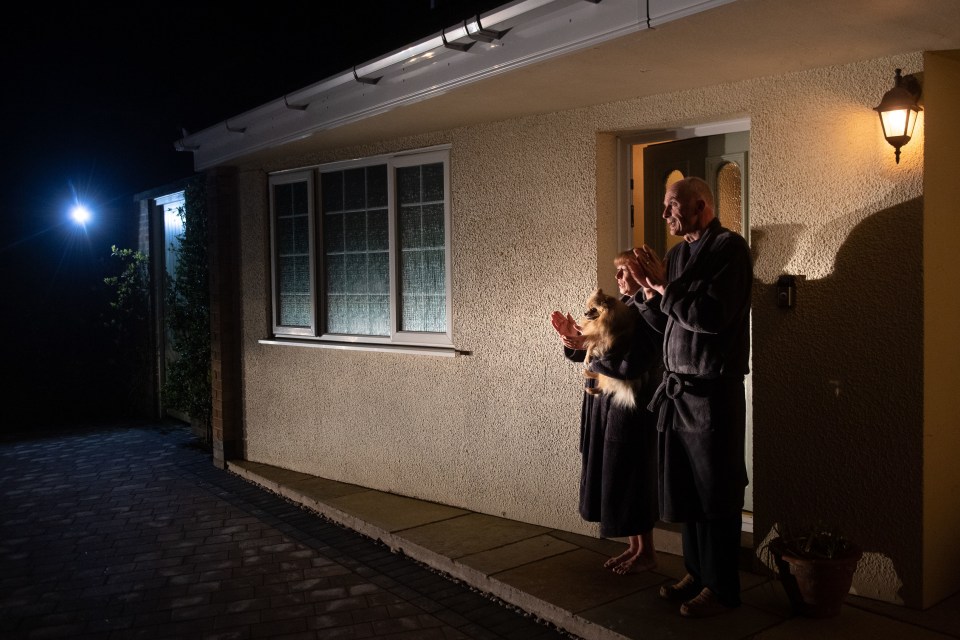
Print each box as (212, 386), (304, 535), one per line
(578, 288), (640, 409)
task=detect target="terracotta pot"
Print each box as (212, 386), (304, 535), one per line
(773, 542), (862, 618)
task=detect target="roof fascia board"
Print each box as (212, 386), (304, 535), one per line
(181, 0), (737, 170)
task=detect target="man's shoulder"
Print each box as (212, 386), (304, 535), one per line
(711, 225), (750, 255)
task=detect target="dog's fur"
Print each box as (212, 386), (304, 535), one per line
(578, 288), (640, 409)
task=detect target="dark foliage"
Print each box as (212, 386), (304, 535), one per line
(163, 178), (211, 436)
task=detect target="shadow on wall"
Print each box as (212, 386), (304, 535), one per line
(751, 197), (923, 607)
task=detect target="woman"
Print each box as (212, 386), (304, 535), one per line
(550, 252), (661, 574)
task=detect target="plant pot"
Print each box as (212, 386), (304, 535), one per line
(773, 541), (862, 618)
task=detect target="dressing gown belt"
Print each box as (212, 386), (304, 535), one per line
(647, 371), (722, 412)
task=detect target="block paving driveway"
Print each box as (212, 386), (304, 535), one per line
(0, 423), (572, 639)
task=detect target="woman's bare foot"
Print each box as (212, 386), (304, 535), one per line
(603, 548), (636, 569)
(612, 553), (658, 575)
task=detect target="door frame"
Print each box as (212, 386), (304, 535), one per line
(616, 117), (751, 252)
(615, 116), (754, 530)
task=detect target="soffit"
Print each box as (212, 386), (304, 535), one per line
(202, 0), (960, 168)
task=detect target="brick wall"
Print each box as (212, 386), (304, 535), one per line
(206, 167), (242, 469)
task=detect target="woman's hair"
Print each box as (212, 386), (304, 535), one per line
(613, 250), (634, 267)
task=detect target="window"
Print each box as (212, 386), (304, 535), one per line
(269, 148), (452, 348)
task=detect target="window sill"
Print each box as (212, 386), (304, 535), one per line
(258, 338), (465, 357)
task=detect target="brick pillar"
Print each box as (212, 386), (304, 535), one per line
(206, 167), (242, 469)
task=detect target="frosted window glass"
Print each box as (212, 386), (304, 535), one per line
(345, 253), (367, 294)
(368, 209), (388, 250)
(274, 180), (311, 327)
(397, 166), (419, 205)
(327, 295), (347, 333)
(422, 163), (443, 202)
(277, 217), (294, 253)
(424, 249), (445, 292)
(275, 183), (293, 215)
(717, 162), (743, 236)
(321, 165), (389, 336)
(401, 250), (423, 295)
(399, 205), (420, 248)
(292, 180), (308, 213)
(344, 168), (365, 209)
(368, 165), (387, 207)
(422, 204), (444, 247)
(321, 172), (342, 211)
(324, 213), (344, 253)
(345, 211), (366, 252)
(293, 216), (309, 253)
(370, 296), (389, 336)
(368, 251), (389, 294)
(397, 163), (446, 333)
(326, 254), (345, 294)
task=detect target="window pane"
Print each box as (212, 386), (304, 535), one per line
(397, 163), (446, 333)
(422, 204), (444, 247)
(368, 209), (388, 250)
(327, 295), (348, 333)
(321, 172), (342, 212)
(370, 295), (389, 336)
(717, 161), (743, 236)
(277, 217), (294, 253)
(399, 205), (421, 248)
(293, 215), (309, 253)
(368, 251), (389, 294)
(277, 255), (311, 327)
(326, 254), (345, 294)
(422, 163), (443, 202)
(275, 183), (293, 215)
(345, 296), (368, 334)
(424, 249), (445, 293)
(400, 249), (423, 295)
(324, 213), (344, 253)
(397, 166), (420, 206)
(344, 211), (366, 252)
(321, 165), (389, 336)
(345, 253), (367, 293)
(344, 168), (366, 209)
(292, 179), (308, 213)
(274, 180), (311, 328)
(368, 165), (387, 208)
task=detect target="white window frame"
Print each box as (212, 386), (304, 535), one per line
(269, 170), (316, 337)
(267, 146), (453, 349)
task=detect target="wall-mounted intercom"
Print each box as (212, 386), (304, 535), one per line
(777, 275), (797, 309)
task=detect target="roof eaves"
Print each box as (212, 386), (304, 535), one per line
(176, 0), (736, 170)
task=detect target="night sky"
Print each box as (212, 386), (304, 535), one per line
(0, 1), (504, 427)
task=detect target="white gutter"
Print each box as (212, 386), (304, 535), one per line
(176, 0), (735, 170)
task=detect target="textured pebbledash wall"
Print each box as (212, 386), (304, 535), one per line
(235, 51), (926, 605)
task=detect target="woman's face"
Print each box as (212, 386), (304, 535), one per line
(616, 264), (640, 296)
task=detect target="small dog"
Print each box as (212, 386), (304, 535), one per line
(578, 288), (640, 409)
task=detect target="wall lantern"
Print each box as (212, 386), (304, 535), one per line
(874, 68), (922, 164)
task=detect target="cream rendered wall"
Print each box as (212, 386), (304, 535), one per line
(237, 52), (926, 605)
(595, 54), (925, 608)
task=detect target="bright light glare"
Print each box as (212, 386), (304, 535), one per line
(70, 204), (92, 225)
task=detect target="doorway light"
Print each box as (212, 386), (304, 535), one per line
(874, 68), (922, 164)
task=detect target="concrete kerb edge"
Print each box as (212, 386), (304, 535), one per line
(226, 462), (631, 640)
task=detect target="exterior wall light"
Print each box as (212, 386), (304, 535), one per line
(874, 68), (922, 164)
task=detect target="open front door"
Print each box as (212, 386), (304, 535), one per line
(643, 137), (708, 257)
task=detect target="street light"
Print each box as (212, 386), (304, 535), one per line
(70, 204), (92, 226)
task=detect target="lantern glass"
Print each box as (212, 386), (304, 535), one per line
(880, 107), (918, 140)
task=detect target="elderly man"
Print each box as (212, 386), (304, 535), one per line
(625, 176), (752, 618)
